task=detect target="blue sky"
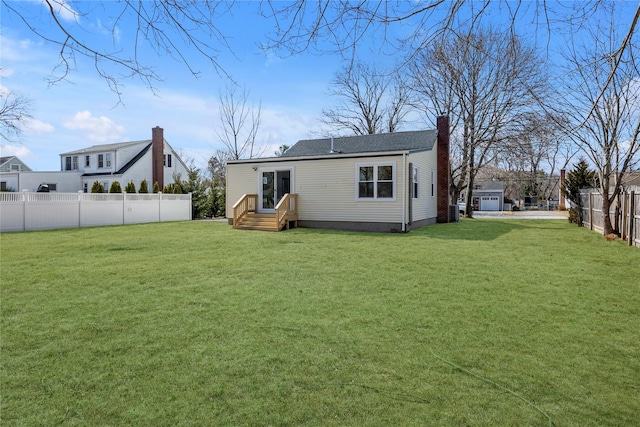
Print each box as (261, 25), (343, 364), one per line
(1, 1), (636, 173)
(0, 1), (355, 171)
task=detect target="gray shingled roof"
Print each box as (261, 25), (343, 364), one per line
(60, 140), (150, 156)
(281, 130), (438, 157)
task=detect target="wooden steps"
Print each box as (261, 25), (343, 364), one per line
(234, 213), (279, 231)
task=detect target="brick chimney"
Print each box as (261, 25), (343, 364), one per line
(436, 115), (451, 223)
(152, 126), (164, 189)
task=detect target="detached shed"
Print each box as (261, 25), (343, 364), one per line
(226, 116), (452, 232)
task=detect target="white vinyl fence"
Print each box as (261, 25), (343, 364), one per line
(0, 192), (192, 232)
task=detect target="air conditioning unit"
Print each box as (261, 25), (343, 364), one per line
(449, 205), (460, 222)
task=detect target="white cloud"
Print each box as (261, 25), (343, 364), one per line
(0, 144), (32, 159)
(63, 110), (125, 143)
(24, 118), (55, 135)
(43, 0), (79, 22)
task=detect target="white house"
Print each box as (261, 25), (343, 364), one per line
(0, 156), (32, 191)
(226, 116), (452, 232)
(0, 127), (189, 193)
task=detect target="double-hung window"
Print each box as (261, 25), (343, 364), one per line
(356, 163), (395, 200)
(98, 154), (104, 168)
(85, 155), (90, 167)
(105, 153), (112, 168)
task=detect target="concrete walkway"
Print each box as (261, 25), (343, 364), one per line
(470, 210), (569, 220)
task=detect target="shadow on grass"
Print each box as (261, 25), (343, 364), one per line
(409, 219), (533, 241)
(282, 219), (538, 242)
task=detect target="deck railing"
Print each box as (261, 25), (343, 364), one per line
(232, 194), (257, 228)
(275, 193), (298, 230)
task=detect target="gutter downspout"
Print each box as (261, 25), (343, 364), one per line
(402, 152), (406, 232)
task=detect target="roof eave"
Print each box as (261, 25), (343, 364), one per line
(227, 150), (415, 165)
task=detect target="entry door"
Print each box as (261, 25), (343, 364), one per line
(261, 170), (290, 211)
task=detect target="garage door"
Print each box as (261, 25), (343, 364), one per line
(481, 196), (500, 211)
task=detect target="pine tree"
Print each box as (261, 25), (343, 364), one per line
(109, 181), (122, 193)
(139, 179), (149, 193)
(563, 159), (597, 225)
(91, 181), (105, 193)
(152, 182), (160, 193)
(124, 181), (136, 193)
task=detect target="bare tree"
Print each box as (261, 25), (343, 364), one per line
(2, 0), (235, 100)
(216, 86), (264, 160)
(560, 7), (640, 235)
(0, 86), (32, 141)
(499, 112), (576, 204)
(322, 62), (411, 135)
(408, 28), (548, 217)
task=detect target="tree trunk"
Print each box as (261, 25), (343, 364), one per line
(602, 193), (614, 235)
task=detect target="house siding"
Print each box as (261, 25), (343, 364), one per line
(296, 155), (404, 223)
(407, 149), (438, 223)
(227, 155), (408, 225)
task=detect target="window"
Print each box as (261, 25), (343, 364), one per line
(167, 154), (172, 167)
(98, 154), (104, 168)
(356, 163), (395, 200)
(105, 153), (111, 168)
(65, 156), (72, 171)
(431, 169), (435, 197)
(0, 181), (7, 191)
(83, 182), (88, 193)
(413, 167), (418, 199)
(85, 155), (90, 167)
(164, 154), (172, 167)
(72, 156), (78, 170)
(10, 164), (20, 171)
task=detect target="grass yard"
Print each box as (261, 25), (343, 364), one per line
(1, 219), (639, 426)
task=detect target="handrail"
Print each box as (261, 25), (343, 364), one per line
(232, 194), (257, 228)
(275, 193), (298, 230)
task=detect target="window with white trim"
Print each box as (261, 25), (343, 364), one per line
(413, 167), (418, 199)
(105, 153), (111, 168)
(356, 163), (395, 200)
(85, 155), (90, 167)
(98, 154), (104, 168)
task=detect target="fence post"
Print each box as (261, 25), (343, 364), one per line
(621, 191), (627, 240)
(158, 191), (162, 222)
(589, 192), (594, 231)
(78, 191), (83, 228)
(629, 191), (635, 247)
(122, 191), (126, 226)
(22, 189), (27, 232)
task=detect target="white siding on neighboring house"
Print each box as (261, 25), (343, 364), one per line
(1, 171), (83, 192)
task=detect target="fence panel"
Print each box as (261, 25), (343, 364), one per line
(80, 193), (125, 227)
(160, 194), (192, 222)
(124, 194), (161, 224)
(578, 188), (639, 247)
(0, 192), (191, 232)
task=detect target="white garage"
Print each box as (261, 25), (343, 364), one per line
(480, 196), (501, 211)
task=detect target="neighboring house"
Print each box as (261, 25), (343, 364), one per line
(0, 127), (188, 192)
(460, 180), (505, 212)
(226, 116), (452, 232)
(0, 156), (32, 191)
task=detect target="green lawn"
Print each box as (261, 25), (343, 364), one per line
(1, 220), (638, 426)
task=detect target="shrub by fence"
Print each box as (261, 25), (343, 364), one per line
(0, 192), (192, 232)
(578, 188), (639, 247)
